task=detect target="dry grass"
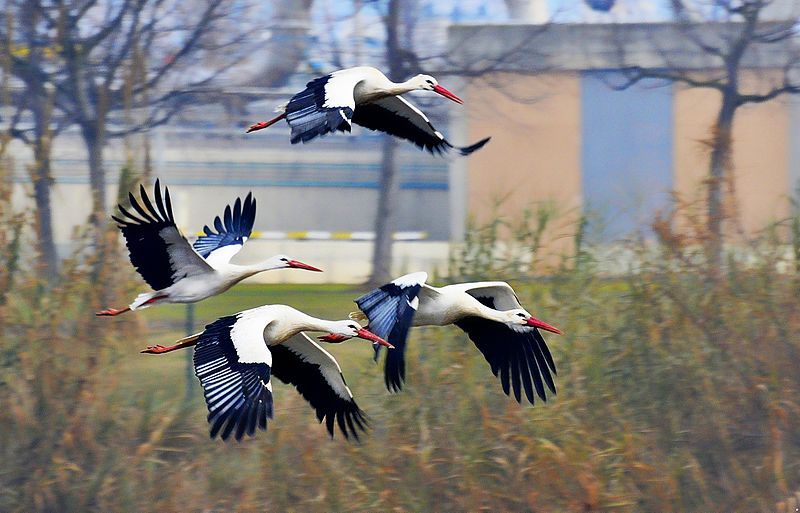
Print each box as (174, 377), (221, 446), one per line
(1, 194), (799, 512)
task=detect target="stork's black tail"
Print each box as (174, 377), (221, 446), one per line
(455, 136), (491, 156)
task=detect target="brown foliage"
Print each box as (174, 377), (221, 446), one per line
(1, 194), (799, 511)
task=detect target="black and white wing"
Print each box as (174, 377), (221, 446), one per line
(455, 282), (557, 404)
(454, 290), (557, 405)
(112, 180), (213, 291)
(192, 192), (256, 268)
(193, 311), (274, 441)
(285, 72), (358, 144)
(270, 333), (368, 440)
(356, 272), (428, 392)
(352, 96), (490, 156)
(446, 281), (524, 311)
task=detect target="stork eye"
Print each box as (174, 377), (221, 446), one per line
(280, 258), (288, 262)
(517, 313), (526, 318)
(426, 79), (434, 85)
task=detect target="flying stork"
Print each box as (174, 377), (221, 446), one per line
(322, 272), (562, 404)
(141, 304), (393, 441)
(97, 180), (322, 316)
(246, 66), (491, 156)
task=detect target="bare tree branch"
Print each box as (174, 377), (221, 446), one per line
(614, 66), (727, 91)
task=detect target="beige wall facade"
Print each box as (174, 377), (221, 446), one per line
(464, 73), (583, 257)
(463, 70), (794, 245)
(673, 73), (790, 234)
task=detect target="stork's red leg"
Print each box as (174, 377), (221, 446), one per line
(96, 306), (131, 317)
(246, 112), (287, 133)
(96, 295), (166, 317)
(140, 340), (196, 354)
(141, 332), (201, 354)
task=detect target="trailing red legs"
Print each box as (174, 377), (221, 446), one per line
(95, 295), (166, 317)
(141, 333), (200, 354)
(246, 112), (286, 133)
(95, 306), (131, 317)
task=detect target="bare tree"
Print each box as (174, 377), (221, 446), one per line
(368, 0), (402, 286)
(58, 1), (247, 235)
(3, 1), (249, 249)
(366, 2), (551, 285)
(0, 3), (66, 280)
(614, 0), (800, 267)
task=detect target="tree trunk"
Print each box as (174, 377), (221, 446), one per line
(21, 5), (59, 282)
(81, 121), (112, 308)
(370, 136), (400, 285)
(707, 91), (737, 270)
(30, 86), (58, 281)
(83, 122), (107, 234)
(31, 152), (58, 281)
(368, 0), (401, 286)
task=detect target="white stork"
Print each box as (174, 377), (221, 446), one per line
(96, 180), (322, 316)
(141, 304), (393, 441)
(246, 66), (490, 156)
(321, 272), (562, 404)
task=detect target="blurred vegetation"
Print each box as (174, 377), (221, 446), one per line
(1, 170), (799, 512)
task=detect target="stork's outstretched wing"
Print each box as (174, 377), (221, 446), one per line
(356, 272), (431, 392)
(352, 96), (490, 156)
(445, 281), (524, 312)
(112, 180), (212, 291)
(193, 192), (257, 268)
(271, 333), (368, 440)
(193, 313), (274, 441)
(285, 73), (357, 144)
(455, 304), (557, 406)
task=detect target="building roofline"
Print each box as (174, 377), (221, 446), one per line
(447, 21), (798, 72)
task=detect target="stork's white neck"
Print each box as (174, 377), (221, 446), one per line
(263, 307), (345, 345)
(386, 78), (419, 96)
(461, 296), (509, 323)
(227, 256), (287, 279)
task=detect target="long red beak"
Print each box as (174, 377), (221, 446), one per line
(319, 333), (350, 343)
(527, 316), (563, 335)
(318, 329), (394, 348)
(356, 328), (394, 348)
(288, 259), (323, 272)
(432, 84), (463, 104)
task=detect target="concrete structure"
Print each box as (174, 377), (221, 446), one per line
(6, 95), (457, 282)
(447, 22), (800, 246)
(7, 21), (800, 282)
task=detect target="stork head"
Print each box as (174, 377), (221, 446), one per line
(411, 74), (464, 104)
(319, 321), (394, 348)
(505, 309), (563, 335)
(269, 254), (323, 272)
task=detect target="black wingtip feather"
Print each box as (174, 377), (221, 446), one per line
(456, 316), (557, 405)
(511, 353), (522, 403)
(164, 186), (174, 223)
(153, 179), (170, 221)
(112, 180), (187, 291)
(523, 340), (547, 401)
(457, 136), (491, 156)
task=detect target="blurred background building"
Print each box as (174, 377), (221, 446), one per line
(4, 0), (800, 281)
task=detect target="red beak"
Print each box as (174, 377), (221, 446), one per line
(287, 259), (323, 272)
(432, 84), (463, 104)
(319, 333), (350, 343)
(356, 328), (394, 348)
(527, 316), (563, 335)
(319, 329), (394, 348)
